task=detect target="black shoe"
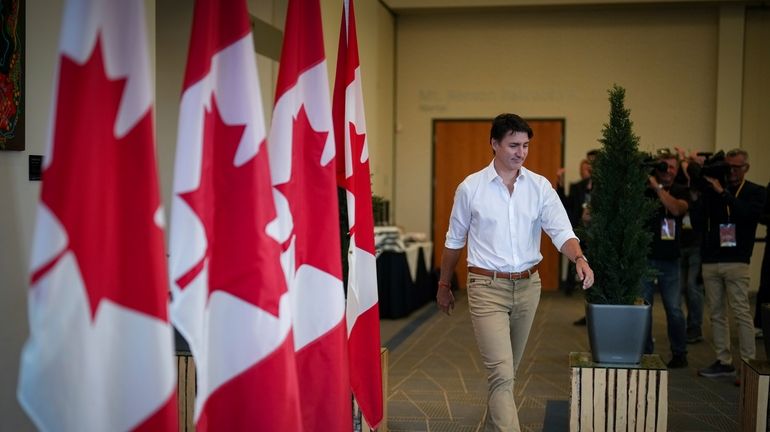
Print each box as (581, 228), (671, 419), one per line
(667, 354), (688, 369)
(573, 317), (586, 326)
(686, 334), (704, 344)
(698, 360), (736, 378)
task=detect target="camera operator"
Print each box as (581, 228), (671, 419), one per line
(642, 148), (690, 368)
(695, 148), (767, 379)
(674, 147), (706, 344)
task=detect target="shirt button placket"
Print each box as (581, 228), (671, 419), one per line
(509, 195), (517, 270)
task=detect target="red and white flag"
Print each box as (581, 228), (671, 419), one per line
(332, 0), (383, 428)
(168, 0), (302, 430)
(269, 0), (351, 429)
(17, 1), (176, 430)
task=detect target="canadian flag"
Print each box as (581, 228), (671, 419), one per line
(17, 0), (176, 431)
(268, 0), (351, 429)
(168, 0), (302, 430)
(332, 0), (384, 429)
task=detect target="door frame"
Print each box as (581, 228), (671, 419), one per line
(430, 117), (567, 289)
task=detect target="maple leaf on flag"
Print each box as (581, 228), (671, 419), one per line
(347, 122), (376, 255)
(34, 36), (166, 321)
(177, 96), (283, 317)
(275, 105), (343, 280)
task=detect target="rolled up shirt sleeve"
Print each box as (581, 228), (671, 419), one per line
(445, 182), (471, 249)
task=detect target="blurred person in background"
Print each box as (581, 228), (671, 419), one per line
(694, 149), (766, 378)
(674, 147), (706, 344)
(642, 148), (690, 368)
(556, 150), (598, 327)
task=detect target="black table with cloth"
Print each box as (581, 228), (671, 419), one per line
(377, 242), (436, 319)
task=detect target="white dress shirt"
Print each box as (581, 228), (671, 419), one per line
(445, 162), (577, 272)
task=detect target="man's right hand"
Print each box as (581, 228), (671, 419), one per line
(436, 282), (455, 315)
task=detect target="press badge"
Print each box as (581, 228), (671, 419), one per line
(660, 218), (676, 240)
(682, 212), (692, 230)
(719, 223), (737, 247)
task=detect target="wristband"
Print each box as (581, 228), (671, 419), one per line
(438, 280), (451, 288)
(575, 255), (588, 264)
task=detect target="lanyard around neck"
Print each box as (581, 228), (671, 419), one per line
(726, 179), (746, 220)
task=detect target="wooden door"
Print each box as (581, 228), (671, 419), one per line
(432, 119), (564, 290)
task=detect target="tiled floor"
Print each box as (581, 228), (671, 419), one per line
(382, 289), (760, 431)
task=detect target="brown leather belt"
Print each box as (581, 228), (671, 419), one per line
(468, 265), (539, 280)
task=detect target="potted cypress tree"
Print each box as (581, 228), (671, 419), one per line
(584, 85), (657, 364)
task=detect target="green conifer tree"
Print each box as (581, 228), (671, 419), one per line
(585, 85), (657, 305)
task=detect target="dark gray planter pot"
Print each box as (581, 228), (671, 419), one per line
(586, 302), (651, 364)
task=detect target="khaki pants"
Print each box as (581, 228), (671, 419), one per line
(467, 271), (541, 432)
(702, 262), (755, 364)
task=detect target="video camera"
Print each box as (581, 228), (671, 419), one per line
(687, 150), (730, 189)
(642, 154), (669, 176)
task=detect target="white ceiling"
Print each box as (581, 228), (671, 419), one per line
(379, 0), (765, 14)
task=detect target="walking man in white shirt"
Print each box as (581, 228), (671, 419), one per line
(437, 113), (594, 431)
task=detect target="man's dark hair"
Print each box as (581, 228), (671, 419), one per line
(490, 113), (533, 142)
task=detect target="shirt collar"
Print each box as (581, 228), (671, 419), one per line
(484, 161), (528, 183)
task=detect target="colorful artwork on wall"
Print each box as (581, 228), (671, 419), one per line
(0, 0), (24, 151)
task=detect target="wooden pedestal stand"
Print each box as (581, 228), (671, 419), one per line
(569, 352), (668, 432)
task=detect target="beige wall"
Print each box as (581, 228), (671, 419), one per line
(742, 7), (770, 184)
(394, 5), (769, 235)
(742, 7), (770, 280)
(394, 5), (723, 234)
